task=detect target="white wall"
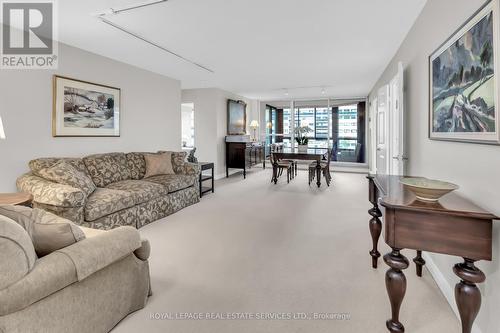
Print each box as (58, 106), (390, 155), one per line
(369, 1), (499, 332)
(181, 103), (195, 148)
(182, 88), (257, 178)
(0, 42), (181, 192)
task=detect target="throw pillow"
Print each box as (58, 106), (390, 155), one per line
(144, 152), (175, 178)
(38, 160), (96, 196)
(0, 205), (86, 257)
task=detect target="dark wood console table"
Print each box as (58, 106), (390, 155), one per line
(367, 174), (496, 333)
(225, 140), (265, 178)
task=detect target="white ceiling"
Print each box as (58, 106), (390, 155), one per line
(56, 0), (427, 100)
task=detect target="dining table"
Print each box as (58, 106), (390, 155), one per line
(271, 148), (328, 187)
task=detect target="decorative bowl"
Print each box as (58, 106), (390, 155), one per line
(399, 177), (459, 202)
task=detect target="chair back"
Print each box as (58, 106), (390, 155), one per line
(325, 148), (332, 169)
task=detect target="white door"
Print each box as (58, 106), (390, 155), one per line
(389, 62), (407, 176)
(376, 85), (389, 174)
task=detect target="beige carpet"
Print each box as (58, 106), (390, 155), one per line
(113, 169), (459, 333)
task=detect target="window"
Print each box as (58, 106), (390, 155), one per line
(266, 100), (366, 163)
(293, 105), (330, 148)
(294, 107), (315, 137)
(181, 103), (195, 148)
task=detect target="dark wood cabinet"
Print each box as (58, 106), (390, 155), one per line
(225, 140), (265, 178)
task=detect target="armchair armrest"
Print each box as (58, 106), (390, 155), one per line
(0, 252), (77, 316)
(56, 226), (142, 281)
(16, 173), (86, 208)
(176, 162), (200, 176)
(80, 226), (150, 261)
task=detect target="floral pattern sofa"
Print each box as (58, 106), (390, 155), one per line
(17, 151), (200, 230)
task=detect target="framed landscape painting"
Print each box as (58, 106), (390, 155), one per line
(227, 99), (247, 135)
(53, 76), (120, 137)
(429, 0), (500, 144)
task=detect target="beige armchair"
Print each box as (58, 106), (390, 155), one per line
(0, 209), (151, 333)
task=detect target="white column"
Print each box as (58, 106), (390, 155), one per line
(327, 98), (331, 148)
(289, 100), (295, 148)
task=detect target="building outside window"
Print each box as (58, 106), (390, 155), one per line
(337, 104), (358, 150)
(181, 103), (195, 148)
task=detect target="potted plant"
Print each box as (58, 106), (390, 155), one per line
(295, 125), (312, 152)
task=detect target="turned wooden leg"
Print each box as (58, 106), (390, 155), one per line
(413, 250), (425, 277)
(368, 205), (382, 268)
(316, 161), (321, 188)
(384, 248), (409, 332)
(272, 163), (278, 184)
(453, 258), (485, 333)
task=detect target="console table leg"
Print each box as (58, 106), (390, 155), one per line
(413, 250), (425, 277)
(453, 258), (485, 333)
(368, 205), (382, 268)
(384, 248), (409, 333)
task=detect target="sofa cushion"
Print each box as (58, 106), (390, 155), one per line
(0, 205), (86, 257)
(144, 152), (175, 178)
(37, 161), (96, 197)
(144, 174), (197, 193)
(29, 158), (89, 177)
(126, 152), (147, 180)
(85, 188), (136, 221)
(0, 215), (37, 290)
(83, 153), (131, 187)
(158, 151), (187, 173)
(106, 180), (167, 204)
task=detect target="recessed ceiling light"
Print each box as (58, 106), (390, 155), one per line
(284, 89), (289, 96)
(321, 88), (326, 95)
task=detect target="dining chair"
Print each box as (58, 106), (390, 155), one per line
(308, 148), (333, 186)
(270, 153), (293, 183)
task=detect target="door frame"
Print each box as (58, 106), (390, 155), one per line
(376, 85), (390, 175)
(389, 62), (406, 176)
(369, 97), (378, 174)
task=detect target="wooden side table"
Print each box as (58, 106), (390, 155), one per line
(367, 174), (497, 333)
(199, 162), (214, 198)
(0, 193), (33, 207)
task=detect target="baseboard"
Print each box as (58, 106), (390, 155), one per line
(215, 164), (368, 180)
(423, 253), (482, 333)
(215, 169), (241, 180)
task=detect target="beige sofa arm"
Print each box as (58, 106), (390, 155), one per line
(17, 173), (86, 208)
(134, 239), (151, 261)
(56, 226), (142, 281)
(80, 227), (151, 261)
(80, 226), (150, 261)
(0, 252), (77, 316)
(176, 162), (200, 176)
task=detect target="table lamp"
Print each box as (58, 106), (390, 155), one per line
(0, 115), (5, 140)
(250, 120), (259, 141)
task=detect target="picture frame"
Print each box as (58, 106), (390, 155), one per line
(227, 99), (247, 135)
(53, 75), (121, 137)
(429, 0), (500, 144)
